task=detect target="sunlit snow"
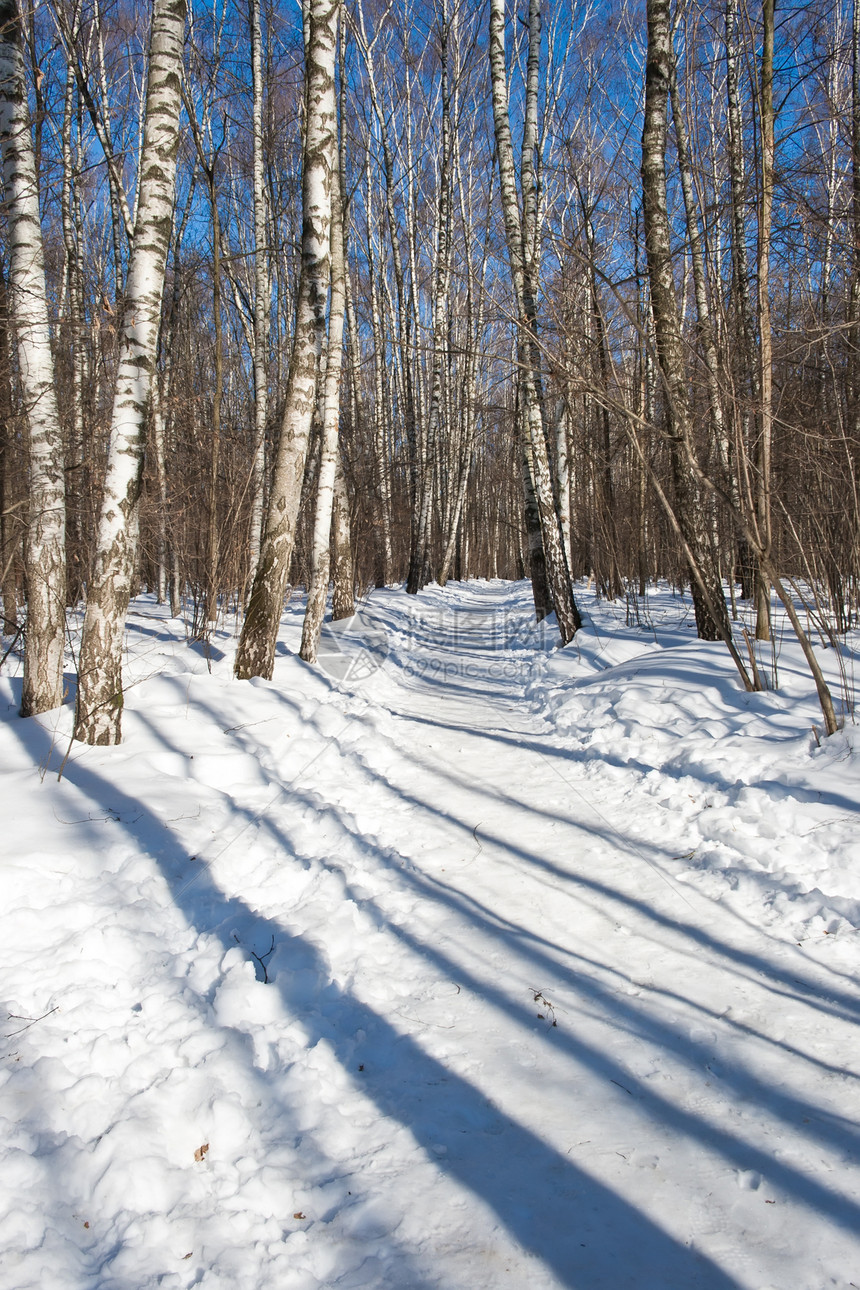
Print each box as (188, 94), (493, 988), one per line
(1, 580), (858, 1288)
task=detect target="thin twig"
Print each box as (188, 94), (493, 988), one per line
(3, 1006), (58, 1039)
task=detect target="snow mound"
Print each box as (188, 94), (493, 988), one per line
(1, 581), (858, 1288)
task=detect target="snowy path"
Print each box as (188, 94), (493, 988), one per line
(1, 581), (859, 1288)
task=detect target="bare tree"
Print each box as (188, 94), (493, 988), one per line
(407, 0), (453, 594)
(0, 0), (66, 715)
(753, 0), (774, 640)
(0, 261), (19, 633)
(641, 0), (731, 643)
(74, 0), (186, 744)
(488, 0), (581, 641)
(330, 449), (354, 619)
(235, 0), (341, 680)
(300, 114), (347, 663)
(247, 0), (270, 589)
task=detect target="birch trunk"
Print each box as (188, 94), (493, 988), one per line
(488, 0), (580, 641)
(300, 134), (346, 663)
(440, 129), (488, 588)
(408, 0), (452, 594)
(333, 130), (359, 611)
(74, 0), (186, 744)
(520, 0), (542, 378)
(357, 2), (419, 531)
(439, 294), (483, 588)
(0, 0), (67, 715)
(247, 0), (269, 589)
(586, 212), (622, 599)
(642, 0), (731, 643)
(0, 260), (19, 632)
(155, 178), (195, 615)
(205, 170), (223, 628)
(152, 387), (168, 604)
(726, 0), (758, 600)
(330, 447), (354, 620)
(59, 27), (87, 604)
(553, 399), (573, 573)
(521, 421), (552, 621)
(365, 156), (392, 584)
(754, 0), (774, 641)
(668, 44), (727, 470)
(235, 0), (340, 681)
(725, 0), (756, 366)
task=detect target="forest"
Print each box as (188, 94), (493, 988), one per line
(0, 0), (857, 739)
(3, 4), (860, 1283)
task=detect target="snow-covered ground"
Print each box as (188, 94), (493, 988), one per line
(1, 579), (859, 1289)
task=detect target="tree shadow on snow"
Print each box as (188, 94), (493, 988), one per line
(10, 714), (745, 1290)
(152, 674), (860, 1172)
(388, 706), (860, 1002)
(175, 687), (860, 1224)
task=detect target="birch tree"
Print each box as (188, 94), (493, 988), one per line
(330, 451), (354, 619)
(439, 126), (490, 588)
(74, 0), (186, 744)
(0, 0), (66, 715)
(407, 0), (453, 594)
(300, 114), (346, 663)
(641, 0), (732, 643)
(247, 0), (269, 588)
(725, 0), (758, 601)
(754, 0), (774, 640)
(234, 0), (340, 680)
(489, 0), (581, 641)
(0, 262), (18, 634)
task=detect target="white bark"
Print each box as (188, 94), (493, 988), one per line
(488, 0), (580, 640)
(300, 160), (346, 664)
(152, 386), (168, 604)
(408, 0), (452, 594)
(74, 0), (186, 744)
(439, 122), (487, 589)
(364, 155), (393, 583)
(755, 0), (775, 641)
(235, 0), (340, 681)
(0, 265), (19, 632)
(641, 0), (743, 653)
(356, 0), (419, 531)
(553, 400), (573, 572)
(247, 0), (270, 590)
(330, 448), (354, 620)
(0, 0), (67, 715)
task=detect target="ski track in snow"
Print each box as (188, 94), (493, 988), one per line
(1, 579), (859, 1289)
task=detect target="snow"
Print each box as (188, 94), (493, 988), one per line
(1, 579), (859, 1289)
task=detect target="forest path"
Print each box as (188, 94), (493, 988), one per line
(2, 581), (859, 1290)
(259, 579), (860, 1290)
